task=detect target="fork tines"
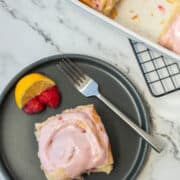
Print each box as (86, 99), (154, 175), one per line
(56, 59), (85, 86)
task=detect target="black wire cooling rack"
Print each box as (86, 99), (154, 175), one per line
(129, 40), (180, 97)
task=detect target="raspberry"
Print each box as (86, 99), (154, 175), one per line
(38, 86), (60, 108)
(23, 97), (44, 114)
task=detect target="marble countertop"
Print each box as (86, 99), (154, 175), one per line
(0, 0), (180, 179)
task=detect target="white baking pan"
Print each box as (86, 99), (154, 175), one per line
(70, 0), (180, 61)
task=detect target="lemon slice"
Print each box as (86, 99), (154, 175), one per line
(15, 73), (55, 109)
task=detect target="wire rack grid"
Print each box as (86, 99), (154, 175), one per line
(129, 40), (180, 97)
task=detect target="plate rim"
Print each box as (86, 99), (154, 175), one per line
(0, 54), (151, 180)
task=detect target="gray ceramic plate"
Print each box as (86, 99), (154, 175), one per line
(0, 54), (150, 180)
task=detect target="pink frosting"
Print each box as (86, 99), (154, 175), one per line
(160, 16), (180, 54)
(92, 0), (103, 11)
(37, 106), (109, 178)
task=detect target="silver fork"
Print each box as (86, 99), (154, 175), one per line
(57, 59), (164, 153)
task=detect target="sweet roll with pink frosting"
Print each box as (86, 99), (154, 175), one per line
(35, 104), (113, 180)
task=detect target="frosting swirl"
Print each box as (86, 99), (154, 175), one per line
(37, 106), (110, 178)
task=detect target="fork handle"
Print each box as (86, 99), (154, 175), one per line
(97, 93), (164, 153)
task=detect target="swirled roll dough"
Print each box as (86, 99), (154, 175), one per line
(35, 105), (113, 180)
